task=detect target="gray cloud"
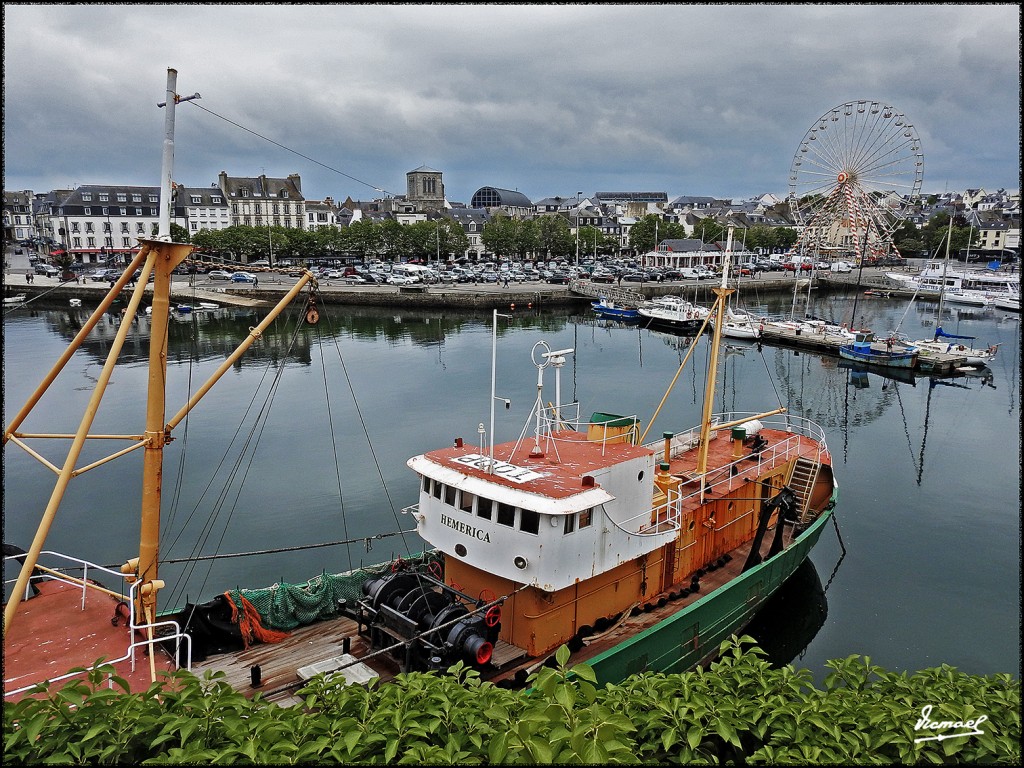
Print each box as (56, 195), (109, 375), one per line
(4, 4), (1019, 203)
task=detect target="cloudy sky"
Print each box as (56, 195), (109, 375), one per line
(4, 4), (1020, 205)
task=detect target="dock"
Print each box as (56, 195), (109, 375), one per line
(759, 326), (970, 375)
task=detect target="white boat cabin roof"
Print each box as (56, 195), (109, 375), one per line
(410, 429), (652, 513)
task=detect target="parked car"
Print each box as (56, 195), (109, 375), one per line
(230, 271), (258, 283)
(89, 268), (119, 282)
(208, 269), (233, 280)
(386, 274), (415, 285)
(830, 261), (853, 273)
(34, 264), (60, 277)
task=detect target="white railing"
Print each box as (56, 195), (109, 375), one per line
(3, 551), (192, 699)
(643, 411), (830, 506)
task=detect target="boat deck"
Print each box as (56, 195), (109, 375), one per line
(3, 580), (179, 701)
(184, 527), (788, 704)
(660, 426), (824, 508)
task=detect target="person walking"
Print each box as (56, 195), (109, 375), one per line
(253, 275), (259, 289)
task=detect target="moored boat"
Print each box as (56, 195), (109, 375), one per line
(4, 294), (27, 306)
(910, 327), (998, 368)
(3, 74), (839, 703)
(591, 296), (640, 321)
(637, 295), (711, 334)
(839, 332), (918, 369)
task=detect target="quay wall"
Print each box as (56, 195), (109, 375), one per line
(3, 267), (924, 312)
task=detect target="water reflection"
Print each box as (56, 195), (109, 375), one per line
(745, 559), (828, 668)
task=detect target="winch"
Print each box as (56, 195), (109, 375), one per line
(357, 569), (500, 673)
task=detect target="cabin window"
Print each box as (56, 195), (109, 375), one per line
(459, 491), (476, 515)
(477, 498), (493, 520)
(564, 514), (576, 534)
(421, 476), (430, 494)
(520, 509), (539, 535)
(579, 508), (593, 528)
(432, 480), (443, 500)
(444, 485), (457, 507)
(497, 502), (515, 527)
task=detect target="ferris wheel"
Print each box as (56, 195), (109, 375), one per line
(787, 100), (923, 260)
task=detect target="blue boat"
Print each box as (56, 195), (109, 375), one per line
(592, 297), (640, 321)
(839, 332), (918, 370)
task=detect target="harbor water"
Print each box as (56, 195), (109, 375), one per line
(2, 291), (1019, 681)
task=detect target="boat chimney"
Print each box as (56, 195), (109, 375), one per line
(663, 431), (674, 464)
(731, 426), (746, 458)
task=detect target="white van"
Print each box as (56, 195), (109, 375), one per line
(679, 267), (701, 280)
(391, 264), (427, 282)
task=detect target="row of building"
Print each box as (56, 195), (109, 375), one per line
(3, 166), (1020, 265)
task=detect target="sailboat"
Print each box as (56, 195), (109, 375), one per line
(908, 213), (998, 368)
(4, 73), (838, 702)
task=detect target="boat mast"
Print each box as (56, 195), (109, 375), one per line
(934, 209), (954, 339)
(135, 68), (196, 636)
(696, 226), (735, 502)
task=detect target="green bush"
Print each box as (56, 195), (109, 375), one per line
(4, 638), (1019, 765)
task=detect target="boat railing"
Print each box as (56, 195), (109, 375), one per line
(644, 411), (830, 502)
(535, 404), (650, 457)
(3, 550), (192, 699)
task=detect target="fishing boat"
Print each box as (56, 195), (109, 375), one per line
(4, 72), (839, 703)
(637, 295), (710, 334)
(591, 296), (640, 321)
(838, 332), (918, 370)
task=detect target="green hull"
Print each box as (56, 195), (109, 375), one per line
(585, 502), (835, 684)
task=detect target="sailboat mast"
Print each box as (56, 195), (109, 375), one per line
(696, 227), (735, 501)
(934, 210), (955, 335)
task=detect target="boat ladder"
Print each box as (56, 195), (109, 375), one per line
(787, 457), (821, 524)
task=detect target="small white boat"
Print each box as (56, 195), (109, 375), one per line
(943, 290), (992, 308)
(715, 308), (761, 339)
(992, 295), (1020, 312)
(69, 298), (82, 307)
(4, 294), (27, 306)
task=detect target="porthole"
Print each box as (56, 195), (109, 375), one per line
(727, 501), (734, 511)
(637, 470), (645, 482)
(455, 543), (467, 557)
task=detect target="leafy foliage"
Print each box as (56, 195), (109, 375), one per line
(4, 638), (1018, 765)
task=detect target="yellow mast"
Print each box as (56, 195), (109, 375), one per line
(695, 226), (736, 503)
